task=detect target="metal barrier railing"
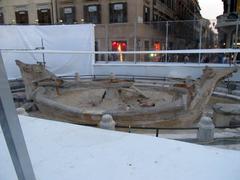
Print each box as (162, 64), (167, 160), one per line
(2, 48), (240, 64)
(79, 123), (240, 138)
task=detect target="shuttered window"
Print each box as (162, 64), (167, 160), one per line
(84, 5), (101, 24)
(15, 11), (29, 24)
(38, 9), (51, 24)
(109, 3), (127, 23)
(143, 6), (150, 22)
(60, 6), (76, 24)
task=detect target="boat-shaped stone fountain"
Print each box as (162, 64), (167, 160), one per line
(16, 60), (238, 128)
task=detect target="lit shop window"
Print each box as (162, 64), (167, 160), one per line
(153, 42), (161, 50)
(112, 41), (127, 51)
(112, 41), (127, 62)
(150, 42), (161, 62)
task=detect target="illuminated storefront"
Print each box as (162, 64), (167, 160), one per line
(112, 41), (127, 62)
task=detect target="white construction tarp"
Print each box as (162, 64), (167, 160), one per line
(94, 62), (240, 81)
(0, 25), (95, 79)
(1, 115), (240, 180)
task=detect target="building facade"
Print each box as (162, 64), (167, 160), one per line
(0, 0), (203, 61)
(0, 0), (57, 24)
(217, 0), (240, 48)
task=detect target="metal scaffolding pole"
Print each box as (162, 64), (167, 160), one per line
(235, 19), (239, 48)
(105, 24), (109, 63)
(165, 21), (169, 62)
(198, 20), (203, 63)
(134, 22), (137, 63)
(0, 51), (36, 180)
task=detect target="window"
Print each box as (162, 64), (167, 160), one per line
(0, 8), (3, 24)
(37, 5), (51, 24)
(143, 6), (150, 22)
(144, 40), (150, 61)
(230, 0), (237, 12)
(84, 5), (101, 24)
(109, 3), (127, 23)
(153, 13), (158, 21)
(144, 40), (150, 51)
(153, 0), (157, 6)
(95, 41), (99, 61)
(15, 7), (29, 24)
(167, 0), (172, 8)
(60, 6), (75, 24)
(153, 42), (161, 50)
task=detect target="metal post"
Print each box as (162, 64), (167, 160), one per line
(235, 19), (239, 48)
(233, 19), (239, 63)
(156, 129), (159, 137)
(54, 0), (59, 24)
(0, 51), (36, 180)
(51, 0), (56, 24)
(134, 22), (137, 63)
(134, 0), (138, 63)
(198, 20), (202, 63)
(165, 21), (169, 62)
(128, 125), (131, 133)
(105, 24), (109, 63)
(41, 38), (46, 67)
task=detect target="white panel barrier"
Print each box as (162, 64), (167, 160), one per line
(0, 25), (95, 79)
(94, 62), (240, 81)
(2, 48), (239, 81)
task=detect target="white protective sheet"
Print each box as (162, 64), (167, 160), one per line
(0, 25), (95, 79)
(1, 115), (240, 180)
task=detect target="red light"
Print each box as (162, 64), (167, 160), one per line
(154, 42), (161, 51)
(112, 42), (118, 50)
(112, 41), (127, 51)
